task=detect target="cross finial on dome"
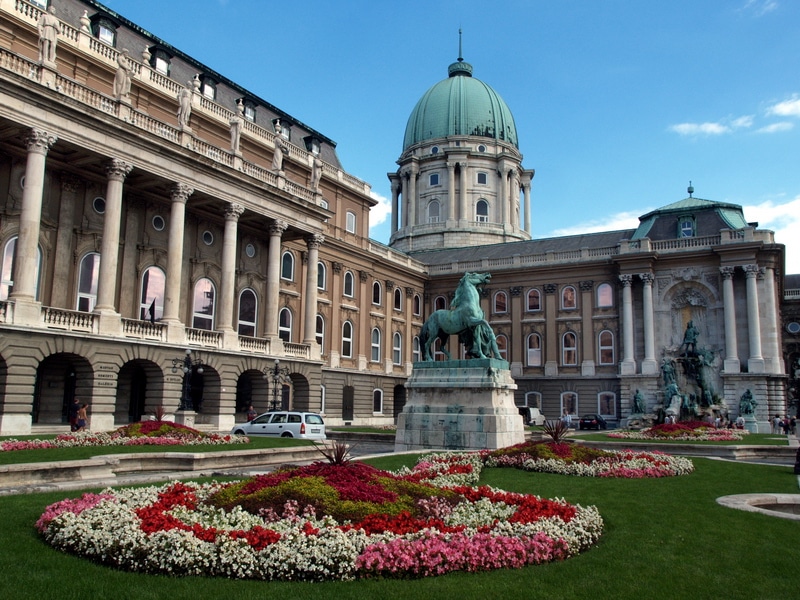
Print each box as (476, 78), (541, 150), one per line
(458, 28), (463, 63)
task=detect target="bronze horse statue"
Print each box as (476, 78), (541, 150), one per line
(419, 272), (501, 361)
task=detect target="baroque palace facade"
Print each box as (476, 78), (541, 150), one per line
(0, 0), (796, 436)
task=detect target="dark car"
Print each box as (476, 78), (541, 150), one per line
(578, 414), (607, 430)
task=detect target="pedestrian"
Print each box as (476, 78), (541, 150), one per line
(246, 404), (257, 422)
(772, 414), (781, 434)
(68, 398), (80, 431)
(561, 409), (572, 429)
(76, 403), (88, 432)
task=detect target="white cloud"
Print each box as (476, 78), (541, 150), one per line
(670, 115), (753, 137)
(767, 96), (800, 117)
(670, 122), (730, 136)
(739, 0), (779, 16)
(757, 121), (794, 133)
(368, 190), (392, 229)
(743, 196), (800, 273)
(548, 210), (645, 237)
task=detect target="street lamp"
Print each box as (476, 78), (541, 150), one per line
(263, 358), (290, 411)
(171, 348), (204, 411)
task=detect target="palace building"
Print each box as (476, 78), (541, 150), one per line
(0, 0), (795, 435)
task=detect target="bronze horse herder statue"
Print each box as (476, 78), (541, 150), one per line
(419, 272), (501, 361)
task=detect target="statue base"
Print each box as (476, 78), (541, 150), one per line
(394, 359), (524, 452)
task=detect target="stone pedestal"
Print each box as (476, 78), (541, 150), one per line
(394, 359), (524, 452)
(174, 410), (196, 429)
(743, 414), (760, 433)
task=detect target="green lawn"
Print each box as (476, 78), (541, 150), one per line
(0, 455), (797, 599)
(0, 436), (315, 466)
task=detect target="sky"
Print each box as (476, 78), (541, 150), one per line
(101, 0), (800, 273)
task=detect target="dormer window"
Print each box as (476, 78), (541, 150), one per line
(90, 15), (119, 46)
(200, 76), (216, 100)
(149, 48), (172, 76)
(678, 217), (695, 238)
(304, 136), (321, 155)
(240, 100), (256, 121)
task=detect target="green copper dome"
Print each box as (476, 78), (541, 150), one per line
(403, 59), (519, 151)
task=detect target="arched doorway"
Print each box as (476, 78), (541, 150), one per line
(32, 354), (89, 424)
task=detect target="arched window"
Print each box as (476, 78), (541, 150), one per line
(562, 331), (578, 365)
(493, 291), (508, 314)
(77, 252), (101, 312)
(140, 266), (166, 321)
(561, 286), (577, 309)
(373, 389), (383, 413)
(526, 289), (541, 312)
(495, 334), (508, 361)
(561, 392), (578, 418)
(281, 251), (294, 281)
(598, 392), (616, 417)
(393, 332), (402, 365)
(526, 333), (542, 366)
(413, 294), (422, 316)
(434, 295), (447, 311)
(371, 327), (382, 362)
(372, 281), (382, 306)
(394, 287), (403, 311)
(315, 314), (325, 354)
(343, 271), (355, 298)
(317, 261), (326, 290)
(428, 199), (440, 223)
(342, 321), (353, 358)
(476, 199), (489, 222)
(346, 211), (356, 234)
(525, 391), (542, 409)
(1, 236), (42, 301)
(192, 277), (215, 330)
(597, 283), (613, 308)
(237, 288), (257, 336)
(412, 336), (421, 362)
(278, 307), (292, 342)
(319, 384), (326, 414)
(598, 330), (615, 365)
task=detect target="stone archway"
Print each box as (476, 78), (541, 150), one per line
(116, 359), (164, 425)
(32, 353), (92, 425)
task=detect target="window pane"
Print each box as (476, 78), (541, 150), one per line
(192, 278), (215, 329)
(597, 283), (613, 307)
(140, 266), (166, 321)
(562, 287), (576, 309)
(527, 289), (540, 311)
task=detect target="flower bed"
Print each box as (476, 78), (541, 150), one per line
(484, 441), (694, 477)
(36, 453), (603, 581)
(1, 422), (247, 452)
(607, 421), (748, 442)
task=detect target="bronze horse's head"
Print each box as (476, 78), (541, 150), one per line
(462, 272), (491, 288)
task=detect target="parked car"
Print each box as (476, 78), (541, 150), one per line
(518, 407), (546, 426)
(578, 414), (608, 430)
(231, 411), (326, 440)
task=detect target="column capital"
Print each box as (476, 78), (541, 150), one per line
(579, 280), (594, 292)
(25, 128), (57, 155)
(270, 219), (288, 236)
(719, 266), (735, 279)
(639, 273), (654, 284)
(543, 283), (557, 294)
(225, 202), (245, 220)
(105, 158), (133, 181)
(619, 274), (633, 286)
(743, 264), (759, 278)
(169, 182), (194, 204)
(305, 233), (325, 249)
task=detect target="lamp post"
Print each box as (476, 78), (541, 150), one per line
(171, 348), (204, 411)
(263, 358), (290, 411)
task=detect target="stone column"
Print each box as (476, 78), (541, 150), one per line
(447, 161), (456, 223)
(217, 203), (244, 341)
(743, 264), (764, 373)
(579, 280), (595, 376)
(390, 178), (400, 234)
(640, 273), (657, 374)
(400, 174), (408, 228)
(720, 266), (740, 373)
(543, 283), (558, 376)
(761, 266), (782, 374)
(265, 220), (287, 338)
(619, 274), (636, 375)
(407, 166), (417, 227)
(458, 162), (467, 223)
(303, 234), (324, 349)
(162, 183), (193, 339)
(51, 176), (80, 308)
(11, 129), (57, 314)
(522, 181), (531, 234)
(94, 158), (133, 315)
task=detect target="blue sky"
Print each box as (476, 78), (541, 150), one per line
(102, 0), (800, 273)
